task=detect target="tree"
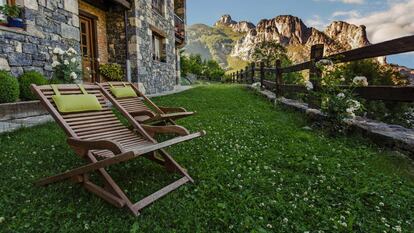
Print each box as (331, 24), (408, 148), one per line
(251, 41), (289, 65)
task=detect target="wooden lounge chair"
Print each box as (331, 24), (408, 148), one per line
(98, 82), (195, 125)
(31, 84), (205, 216)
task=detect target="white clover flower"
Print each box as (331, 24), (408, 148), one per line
(266, 224), (273, 228)
(305, 80), (313, 91)
(316, 59), (334, 67)
(71, 58), (77, 63)
(353, 76), (368, 86)
(282, 218), (288, 224)
(393, 226), (402, 232)
(70, 72), (78, 80)
(337, 93), (345, 99)
(64, 60), (69, 65)
(51, 61), (60, 68)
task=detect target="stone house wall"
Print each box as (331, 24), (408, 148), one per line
(127, 0), (178, 94)
(0, 0), (182, 94)
(0, 0), (81, 78)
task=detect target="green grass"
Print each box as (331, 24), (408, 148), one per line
(1, 85), (414, 232)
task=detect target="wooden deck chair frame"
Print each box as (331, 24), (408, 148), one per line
(31, 84), (205, 216)
(98, 82), (195, 125)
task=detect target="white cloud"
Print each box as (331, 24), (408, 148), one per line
(314, 0), (365, 4)
(346, 0), (414, 43)
(306, 15), (328, 29)
(332, 10), (360, 18)
(340, 0), (365, 4)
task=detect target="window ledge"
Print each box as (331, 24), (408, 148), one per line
(0, 25), (31, 36)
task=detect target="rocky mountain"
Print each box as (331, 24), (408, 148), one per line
(184, 14), (372, 72)
(214, 14), (255, 33)
(231, 15), (370, 62)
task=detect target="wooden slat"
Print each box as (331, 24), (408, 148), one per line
(280, 61), (311, 73)
(132, 177), (189, 211)
(326, 35), (414, 63)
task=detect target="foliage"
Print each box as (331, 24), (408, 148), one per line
(0, 4), (22, 18)
(99, 63), (124, 81)
(203, 60), (225, 81)
(333, 59), (408, 86)
(0, 70), (19, 103)
(251, 41), (289, 65)
(180, 52), (225, 81)
(329, 59), (411, 128)
(0, 85), (413, 232)
(306, 60), (366, 134)
(18, 71), (47, 100)
(50, 47), (81, 84)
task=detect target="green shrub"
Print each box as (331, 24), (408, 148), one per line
(18, 71), (47, 100)
(99, 63), (124, 81)
(0, 70), (19, 103)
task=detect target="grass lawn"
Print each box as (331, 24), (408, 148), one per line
(1, 84), (413, 232)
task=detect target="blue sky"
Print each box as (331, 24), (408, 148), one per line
(187, 0), (414, 68)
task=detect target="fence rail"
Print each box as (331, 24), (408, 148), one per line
(229, 35), (414, 103)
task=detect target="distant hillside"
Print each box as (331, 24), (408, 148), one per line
(184, 21), (249, 73)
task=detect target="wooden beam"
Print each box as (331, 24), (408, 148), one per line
(110, 0), (131, 9)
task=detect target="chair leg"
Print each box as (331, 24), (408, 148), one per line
(159, 149), (194, 183)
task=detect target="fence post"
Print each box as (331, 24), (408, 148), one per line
(309, 44), (324, 108)
(232, 73), (235, 83)
(245, 66), (249, 83)
(240, 69), (244, 83)
(275, 59), (282, 96)
(251, 63), (255, 84)
(260, 62), (265, 89)
(309, 44), (324, 89)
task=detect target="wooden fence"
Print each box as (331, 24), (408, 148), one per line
(229, 35), (414, 102)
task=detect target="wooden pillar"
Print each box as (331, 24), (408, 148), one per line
(275, 59), (282, 96)
(251, 63), (255, 84)
(244, 66), (250, 84)
(260, 62), (265, 89)
(309, 44), (324, 90)
(309, 44), (324, 108)
(240, 69), (244, 83)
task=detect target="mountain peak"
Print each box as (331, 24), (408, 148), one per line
(215, 14), (237, 26)
(214, 14), (255, 33)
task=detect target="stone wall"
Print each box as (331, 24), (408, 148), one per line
(127, 0), (178, 94)
(106, 6), (127, 71)
(0, 0), (81, 78)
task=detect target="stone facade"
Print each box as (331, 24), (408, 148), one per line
(0, 0), (186, 94)
(126, 0), (179, 93)
(0, 0), (81, 77)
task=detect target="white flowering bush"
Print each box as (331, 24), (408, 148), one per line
(307, 60), (367, 133)
(51, 47), (81, 84)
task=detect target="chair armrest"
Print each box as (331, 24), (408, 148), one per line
(141, 125), (190, 137)
(159, 106), (188, 113)
(67, 137), (124, 156)
(130, 110), (156, 118)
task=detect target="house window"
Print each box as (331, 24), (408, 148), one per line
(152, 32), (166, 62)
(152, 0), (165, 16)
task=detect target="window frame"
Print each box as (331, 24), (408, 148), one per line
(152, 0), (165, 17)
(151, 31), (167, 63)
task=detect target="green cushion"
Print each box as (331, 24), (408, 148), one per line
(110, 86), (137, 98)
(52, 94), (102, 113)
